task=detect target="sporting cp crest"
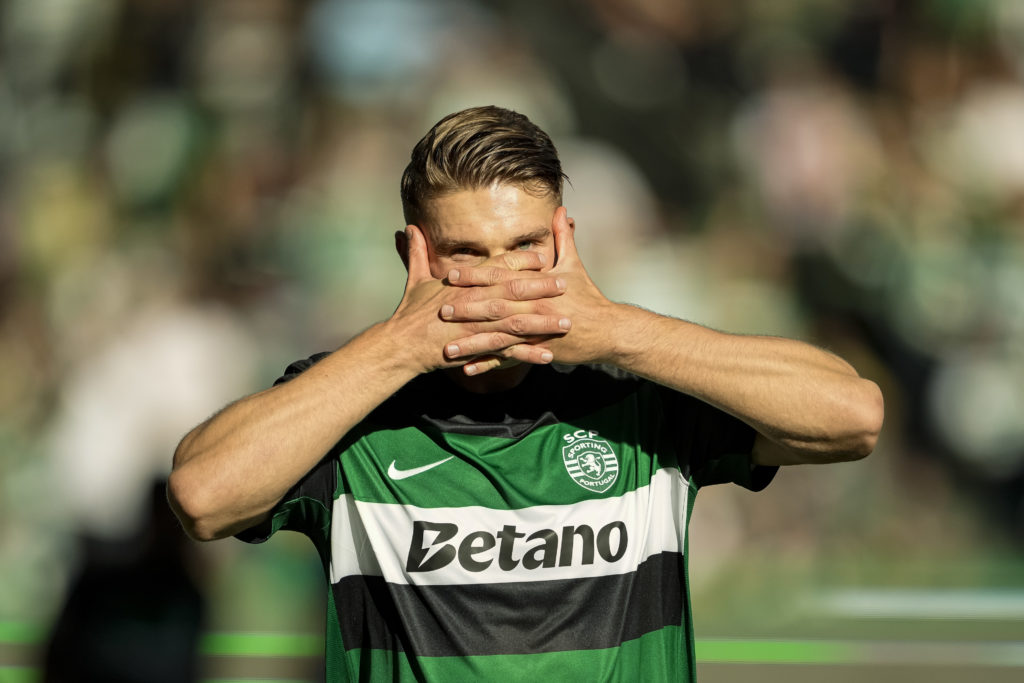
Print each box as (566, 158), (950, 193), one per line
(562, 430), (619, 494)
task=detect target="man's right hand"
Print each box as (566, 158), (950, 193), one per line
(389, 224), (571, 375)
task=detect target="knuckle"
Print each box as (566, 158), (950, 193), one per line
(489, 332), (506, 350)
(507, 278), (529, 300)
(486, 299), (506, 318)
(501, 252), (523, 268)
(506, 315), (526, 335)
(505, 252), (529, 270)
(513, 252), (535, 270)
(484, 266), (505, 284)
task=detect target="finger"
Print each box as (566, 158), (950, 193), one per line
(445, 326), (566, 360)
(460, 356), (503, 376)
(449, 266), (551, 289)
(448, 312), (571, 338)
(444, 275), (566, 306)
(487, 249), (546, 272)
(441, 295), (572, 329)
(448, 258), (548, 289)
(552, 206), (579, 269)
(464, 344), (555, 375)
(404, 224), (432, 285)
(462, 356), (504, 376)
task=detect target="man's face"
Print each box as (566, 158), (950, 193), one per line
(418, 183), (558, 279)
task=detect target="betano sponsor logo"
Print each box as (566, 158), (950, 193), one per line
(406, 520), (628, 573)
(328, 468), (689, 585)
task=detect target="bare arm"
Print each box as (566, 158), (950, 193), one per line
(168, 326), (418, 541)
(168, 226), (569, 540)
(441, 208), (884, 466)
(605, 310), (883, 465)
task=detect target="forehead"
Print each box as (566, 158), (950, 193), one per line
(422, 184), (557, 242)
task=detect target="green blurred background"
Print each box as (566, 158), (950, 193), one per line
(2, 0), (1023, 680)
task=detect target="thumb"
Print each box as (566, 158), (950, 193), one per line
(552, 206), (579, 269)
(404, 224), (432, 285)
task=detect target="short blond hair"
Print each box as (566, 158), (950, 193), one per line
(400, 106), (567, 225)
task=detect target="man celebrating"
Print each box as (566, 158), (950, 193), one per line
(169, 106), (883, 681)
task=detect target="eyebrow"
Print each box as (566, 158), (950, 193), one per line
(432, 227), (551, 253)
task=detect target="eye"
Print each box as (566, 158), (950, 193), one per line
(516, 241), (533, 251)
(451, 247), (477, 256)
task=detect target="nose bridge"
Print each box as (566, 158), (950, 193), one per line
(482, 232), (513, 260)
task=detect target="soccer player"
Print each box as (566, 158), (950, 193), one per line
(168, 106), (883, 682)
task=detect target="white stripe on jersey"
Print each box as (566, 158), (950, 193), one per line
(329, 466), (690, 586)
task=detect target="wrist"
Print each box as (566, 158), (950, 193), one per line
(380, 317), (440, 378)
(375, 316), (434, 377)
(601, 303), (659, 367)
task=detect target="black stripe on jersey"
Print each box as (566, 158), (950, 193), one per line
(331, 551), (684, 657)
(368, 364), (643, 438)
(273, 357), (641, 439)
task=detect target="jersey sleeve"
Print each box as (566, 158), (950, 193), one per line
(657, 386), (777, 491)
(235, 352), (337, 548)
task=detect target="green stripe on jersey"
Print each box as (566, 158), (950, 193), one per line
(345, 625), (693, 683)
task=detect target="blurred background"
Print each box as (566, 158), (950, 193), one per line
(1, 0), (1023, 680)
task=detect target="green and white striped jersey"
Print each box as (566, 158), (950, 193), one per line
(240, 357), (775, 682)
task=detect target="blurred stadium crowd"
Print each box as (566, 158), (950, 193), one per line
(2, 0), (1023, 638)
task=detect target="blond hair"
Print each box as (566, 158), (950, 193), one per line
(400, 106), (567, 225)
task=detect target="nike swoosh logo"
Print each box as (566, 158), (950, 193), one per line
(387, 456), (455, 481)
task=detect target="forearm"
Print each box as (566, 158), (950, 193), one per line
(168, 320), (419, 540)
(606, 305), (884, 464)
(445, 209), (882, 464)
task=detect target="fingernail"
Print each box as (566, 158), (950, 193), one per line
(465, 363), (478, 375)
(555, 278), (566, 291)
(537, 254), (546, 265)
(448, 270), (460, 282)
(447, 344), (460, 357)
(441, 304), (454, 318)
(541, 351), (553, 362)
(559, 318), (571, 330)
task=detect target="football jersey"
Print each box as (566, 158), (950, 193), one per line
(240, 356), (775, 682)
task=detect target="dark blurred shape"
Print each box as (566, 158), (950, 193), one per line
(825, 4), (886, 90)
(42, 480), (205, 683)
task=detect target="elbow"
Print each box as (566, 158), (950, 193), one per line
(168, 449), (226, 542)
(764, 378), (885, 466)
(804, 378), (885, 464)
(167, 468), (215, 542)
(843, 378), (885, 461)
(169, 429), (273, 542)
